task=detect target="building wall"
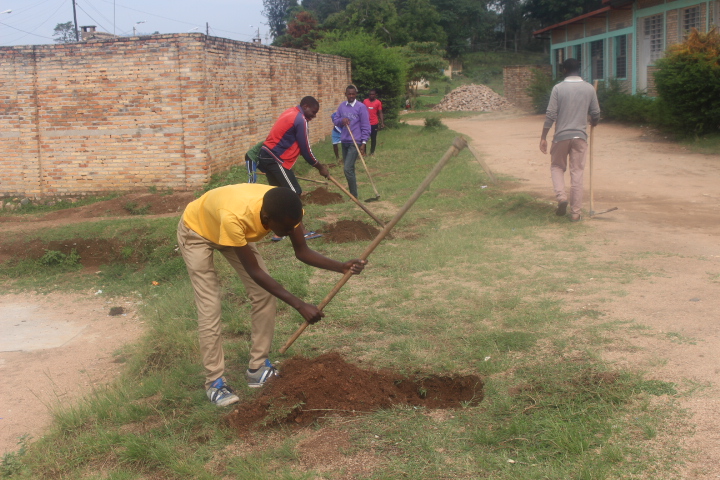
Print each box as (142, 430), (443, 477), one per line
(0, 34), (350, 198)
(543, 1), (718, 95)
(503, 64), (552, 112)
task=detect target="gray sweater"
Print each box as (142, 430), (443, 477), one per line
(544, 77), (601, 142)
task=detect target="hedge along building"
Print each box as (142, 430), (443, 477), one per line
(0, 33), (351, 199)
(533, 0), (719, 95)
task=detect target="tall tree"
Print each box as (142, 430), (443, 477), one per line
(524, 0), (603, 27)
(53, 22), (77, 43)
(277, 10), (324, 49)
(395, 0), (447, 46)
(324, 0), (400, 45)
(263, 0), (299, 40)
(429, 0), (498, 57)
(301, 0), (352, 23)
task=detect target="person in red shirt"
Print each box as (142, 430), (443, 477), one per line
(259, 95), (330, 241)
(259, 96), (330, 193)
(362, 89), (385, 156)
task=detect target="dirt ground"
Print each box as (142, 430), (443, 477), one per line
(227, 352), (482, 432)
(442, 112), (720, 479)
(1, 112), (719, 477)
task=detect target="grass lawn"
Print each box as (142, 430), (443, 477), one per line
(1, 123), (689, 479)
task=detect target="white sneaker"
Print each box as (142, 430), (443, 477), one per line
(206, 378), (239, 406)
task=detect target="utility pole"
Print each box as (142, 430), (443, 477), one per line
(206, 22), (209, 35)
(72, 0), (79, 41)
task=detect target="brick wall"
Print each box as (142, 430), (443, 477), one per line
(0, 34), (351, 198)
(503, 65), (552, 112)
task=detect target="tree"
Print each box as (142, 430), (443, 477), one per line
(654, 28), (720, 136)
(277, 10), (324, 49)
(524, 0), (602, 27)
(53, 21), (77, 44)
(324, 0), (401, 45)
(401, 41), (447, 107)
(301, 0), (352, 23)
(263, 0), (299, 40)
(395, 0), (447, 46)
(314, 31), (407, 123)
(429, 0), (498, 57)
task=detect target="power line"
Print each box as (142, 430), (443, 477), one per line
(1, 0), (69, 44)
(0, 21), (55, 41)
(79, 0), (114, 30)
(74, 2), (110, 32)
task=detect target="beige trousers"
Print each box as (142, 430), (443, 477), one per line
(550, 138), (588, 216)
(177, 220), (277, 389)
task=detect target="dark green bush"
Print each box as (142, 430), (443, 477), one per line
(652, 28), (720, 136)
(526, 68), (557, 114)
(423, 116), (445, 129)
(596, 80), (657, 124)
(314, 31), (407, 124)
(654, 52), (720, 136)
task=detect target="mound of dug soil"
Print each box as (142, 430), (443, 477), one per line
(303, 187), (344, 205)
(227, 352), (483, 432)
(322, 220), (380, 243)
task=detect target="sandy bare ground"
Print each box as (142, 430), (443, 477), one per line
(444, 112), (720, 479)
(0, 293), (143, 456)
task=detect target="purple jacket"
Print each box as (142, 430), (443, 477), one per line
(333, 100), (371, 144)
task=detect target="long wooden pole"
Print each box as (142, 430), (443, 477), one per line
(327, 175), (385, 228)
(256, 171), (328, 185)
(279, 137), (468, 354)
(590, 80), (599, 216)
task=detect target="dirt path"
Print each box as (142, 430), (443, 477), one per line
(445, 112), (720, 479)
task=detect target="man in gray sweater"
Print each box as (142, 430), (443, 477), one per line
(539, 58), (601, 222)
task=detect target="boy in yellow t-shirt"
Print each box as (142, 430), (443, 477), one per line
(178, 184), (366, 406)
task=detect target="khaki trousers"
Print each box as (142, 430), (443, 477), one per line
(177, 220), (277, 389)
(550, 138), (588, 216)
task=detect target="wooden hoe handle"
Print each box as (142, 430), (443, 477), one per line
(278, 137), (468, 354)
(347, 127), (380, 198)
(326, 174), (385, 228)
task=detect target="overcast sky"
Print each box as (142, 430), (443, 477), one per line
(0, 0), (267, 46)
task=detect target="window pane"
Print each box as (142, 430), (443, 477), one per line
(615, 35), (627, 78)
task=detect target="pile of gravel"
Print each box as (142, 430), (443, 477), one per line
(432, 84), (514, 112)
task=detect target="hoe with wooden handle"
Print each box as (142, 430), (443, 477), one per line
(589, 80), (618, 217)
(347, 127), (381, 202)
(279, 137), (468, 354)
(327, 174), (385, 228)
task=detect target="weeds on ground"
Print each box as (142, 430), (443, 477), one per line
(1, 124), (690, 479)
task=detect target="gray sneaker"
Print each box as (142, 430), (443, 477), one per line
(246, 359), (279, 388)
(206, 378), (240, 407)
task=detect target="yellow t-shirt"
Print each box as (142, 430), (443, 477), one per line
(182, 184), (274, 247)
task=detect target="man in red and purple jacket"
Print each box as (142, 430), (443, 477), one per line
(258, 96), (330, 195)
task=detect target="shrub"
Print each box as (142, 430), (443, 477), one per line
(39, 249), (81, 269)
(654, 28), (720, 136)
(596, 80), (658, 124)
(423, 116), (445, 129)
(526, 68), (557, 114)
(314, 31), (407, 124)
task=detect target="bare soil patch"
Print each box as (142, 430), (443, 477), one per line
(227, 352), (483, 432)
(440, 112), (720, 479)
(321, 220), (381, 243)
(0, 191), (195, 227)
(302, 187), (344, 205)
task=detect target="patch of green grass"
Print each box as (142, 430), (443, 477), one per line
(680, 133), (720, 155)
(2, 193), (121, 216)
(2, 120), (692, 479)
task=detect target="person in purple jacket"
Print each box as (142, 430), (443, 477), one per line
(333, 85), (370, 199)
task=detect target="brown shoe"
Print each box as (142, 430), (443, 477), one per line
(556, 201), (568, 216)
(570, 214), (582, 222)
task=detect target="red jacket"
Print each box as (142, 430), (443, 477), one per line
(262, 106), (319, 169)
